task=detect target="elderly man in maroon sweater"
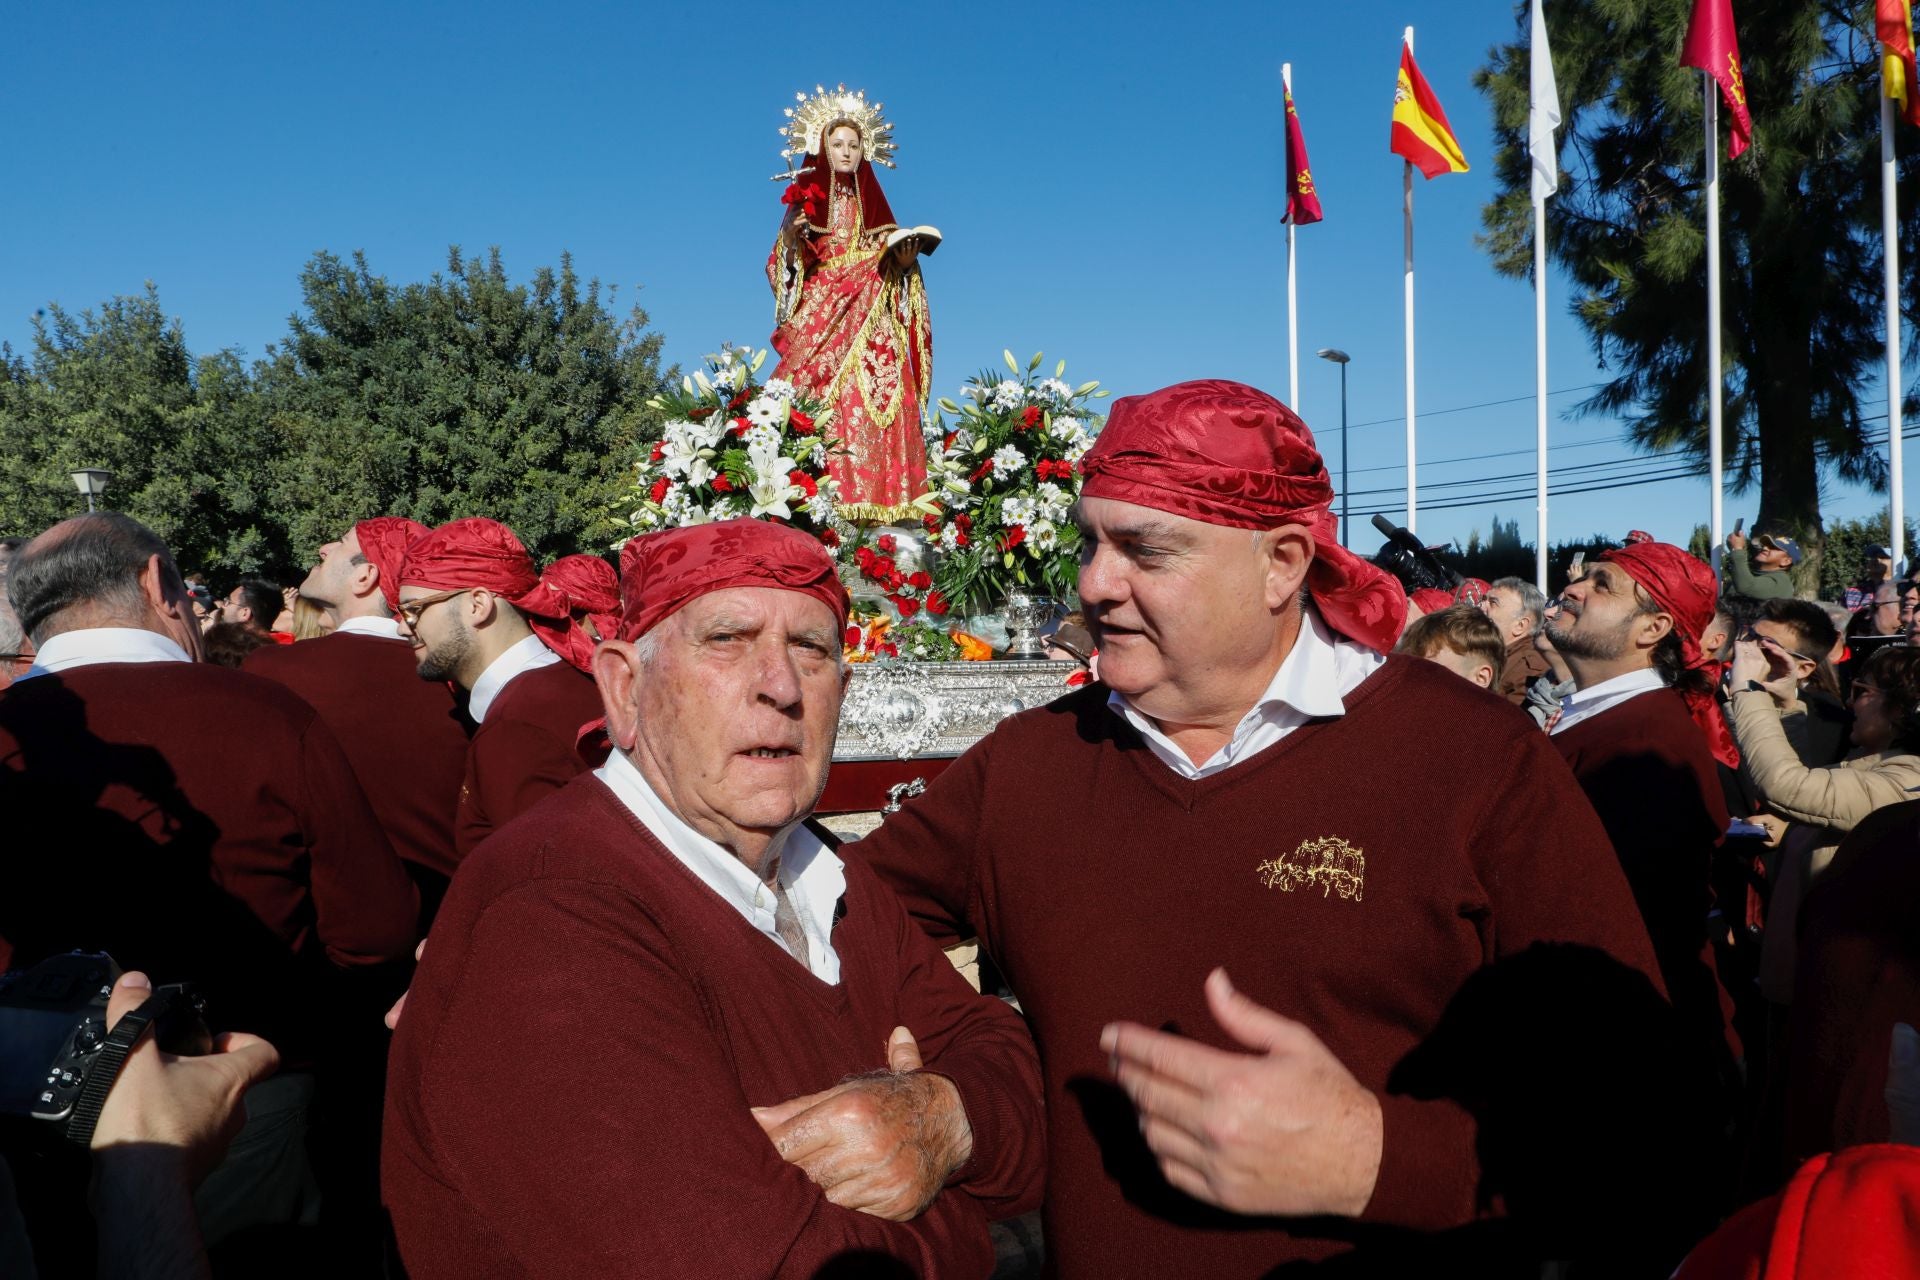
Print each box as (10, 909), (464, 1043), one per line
(396, 518), (606, 858)
(0, 513), (417, 1252)
(1544, 544), (1740, 1092)
(847, 381), (1703, 1274)
(245, 517), (472, 913)
(384, 520), (1045, 1278)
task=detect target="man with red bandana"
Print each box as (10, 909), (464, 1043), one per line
(543, 551), (622, 641)
(849, 381), (1703, 1273)
(383, 519), (1044, 1278)
(397, 518), (606, 858)
(1544, 542), (1742, 1125)
(246, 517), (472, 912)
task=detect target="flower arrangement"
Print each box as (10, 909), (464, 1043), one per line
(924, 351), (1105, 616)
(843, 611), (993, 664)
(848, 530), (950, 621)
(620, 345), (847, 543)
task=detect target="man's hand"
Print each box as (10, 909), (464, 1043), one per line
(1727, 530), (1748, 552)
(1102, 968), (1383, 1218)
(384, 938), (427, 1030)
(1729, 637), (1785, 694)
(750, 1026), (972, 1221)
(90, 971), (280, 1189)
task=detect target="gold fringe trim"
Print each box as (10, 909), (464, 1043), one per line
(838, 501), (929, 525)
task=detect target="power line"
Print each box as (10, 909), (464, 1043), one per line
(1338, 382), (1606, 433)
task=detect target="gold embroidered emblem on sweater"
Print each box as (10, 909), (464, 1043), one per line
(1257, 837), (1365, 903)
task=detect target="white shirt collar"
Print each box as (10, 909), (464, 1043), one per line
(467, 633), (561, 724)
(1550, 665), (1668, 735)
(18, 627), (193, 680)
(595, 749), (845, 983)
(334, 615), (404, 640)
(1108, 606), (1385, 780)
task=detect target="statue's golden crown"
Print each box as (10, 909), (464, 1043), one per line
(781, 84), (897, 169)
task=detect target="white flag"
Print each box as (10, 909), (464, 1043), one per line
(1530, 0), (1562, 201)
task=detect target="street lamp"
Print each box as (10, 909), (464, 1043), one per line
(69, 468), (113, 513)
(1315, 349), (1351, 545)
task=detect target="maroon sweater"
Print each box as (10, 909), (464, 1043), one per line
(384, 774), (1045, 1278)
(1552, 687), (1736, 1066)
(852, 657), (1669, 1276)
(0, 662), (417, 1049)
(455, 659), (607, 858)
(243, 630), (471, 879)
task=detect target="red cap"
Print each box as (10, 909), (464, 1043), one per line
(617, 520), (848, 643)
(352, 517), (429, 615)
(399, 518), (592, 672)
(1077, 380), (1405, 651)
(1673, 1145), (1920, 1279)
(544, 553), (621, 640)
(1624, 529), (1655, 545)
(1598, 542), (1737, 768)
(1409, 587), (1455, 615)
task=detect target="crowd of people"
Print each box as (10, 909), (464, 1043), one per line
(3, 379), (1920, 1278)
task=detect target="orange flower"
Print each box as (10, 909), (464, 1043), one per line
(952, 631), (994, 661)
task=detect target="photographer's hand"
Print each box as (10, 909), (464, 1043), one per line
(89, 972), (279, 1280)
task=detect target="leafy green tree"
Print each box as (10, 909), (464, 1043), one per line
(1477, 0), (1920, 577)
(1816, 510), (1917, 598)
(0, 288), (283, 574)
(261, 247), (670, 561)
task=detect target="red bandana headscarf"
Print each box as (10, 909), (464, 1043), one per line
(1598, 542), (1739, 768)
(1077, 380), (1406, 652)
(617, 520), (849, 642)
(399, 518), (593, 673)
(352, 517), (429, 615)
(544, 553), (621, 641)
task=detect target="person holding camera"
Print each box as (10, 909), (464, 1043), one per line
(1723, 528), (1800, 600)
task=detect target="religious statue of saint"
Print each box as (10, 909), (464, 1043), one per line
(768, 86), (936, 523)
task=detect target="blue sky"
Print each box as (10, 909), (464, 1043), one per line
(2, 0), (1908, 557)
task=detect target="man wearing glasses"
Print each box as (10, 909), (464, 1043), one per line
(396, 518), (606, 860)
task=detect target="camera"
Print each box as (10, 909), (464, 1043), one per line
(0, 950), (208, 1144)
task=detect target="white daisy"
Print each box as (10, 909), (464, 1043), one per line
(745, 396), (785, 429)
(991, 444), (1028, 475)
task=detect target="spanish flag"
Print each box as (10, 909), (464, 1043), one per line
(1882, 0), (1920, 127)
(1391, 43), (1469, 179)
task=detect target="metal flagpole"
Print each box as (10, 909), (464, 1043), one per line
(1884, 89), (1906, 573)
(1530, 0), (1557, 594)
(1285, 62), (1300, 412)
(1403, 29), (1418, 533)
(1534, 197), (1550, 594)
(1704, 78), (1725, 578)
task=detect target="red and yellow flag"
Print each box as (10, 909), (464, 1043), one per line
(1390, 44), (1469, 179)
(1881, 0), (1920, 127)
(1680, 0), (1753, 159)
(1284, 82), (1324, 225)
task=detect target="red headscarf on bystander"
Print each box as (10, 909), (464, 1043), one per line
(616, 520), (848, 642)
(399, 518), (594, 673)
(1598, 541), (1739, 768)
(354, 516), (429, 614)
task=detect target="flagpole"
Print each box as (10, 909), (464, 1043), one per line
(1284, 62), (1301, 412)
(1534, 192), (1550, 594)
(1704, 77), (1725, 578)
(1884, 89), (1906, 573)
(1403, 29), (1418, 533)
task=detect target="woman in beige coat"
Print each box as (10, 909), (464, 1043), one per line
(1727, 642), (1920, 1005)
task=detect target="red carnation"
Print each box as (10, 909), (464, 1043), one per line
(879, 641), (900, 659)
(789, 470), (817, 497)
(876, 534), (897, 553)
(688, 406), (714, 421)
(871, 556), (896, 580)
(730, 417), (751, 437)
(926, 591), (949, 616)
(855, 546), (875, 569)
(922, 514), (941, 533)
(711, 475), (733, 493)
(908, 570), (931, 590)
(649, 444), (665, 462)
(648, 477), (670, 504)
(1019, 406), (1043, 430)
(954, 532), (970, 547)
(818, 527), (840, 547)
(1002, 526), (1027, 551)
(955, 512), (973, 532)
(895, 597), (920, 619)
(728, 389), (750, 410)
(789, 409), (816, 434)
(969, 461), (994, 483)
(843, 625), (861, 646)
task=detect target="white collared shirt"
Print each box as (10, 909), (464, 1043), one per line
(334, 615), (404, 640)
(1109, 606), (1386, 780)
(596, 749), (846, 983)
(17, 627), (193, 681)
(467, 634), (560, 724)
(1550, 666), (1668, 735)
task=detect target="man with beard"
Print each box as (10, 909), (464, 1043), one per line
(245, 518), (472, 913)
(1546, 543), (1739, 1101)
(396, 518), (605, 858)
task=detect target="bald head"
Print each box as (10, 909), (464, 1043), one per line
(8, 514), (198, 656)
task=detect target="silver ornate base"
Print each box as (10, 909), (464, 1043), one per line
(833, 659), (1081, 761)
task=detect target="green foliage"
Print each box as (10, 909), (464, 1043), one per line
(1439, 522), (1622, 594)
(1476, 0), (1920, 551)
(1816, 510), (1918, 598)
(0, 289), (283, 574)
(0, 251), (671, 582)
(261, 247), (670, 564)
